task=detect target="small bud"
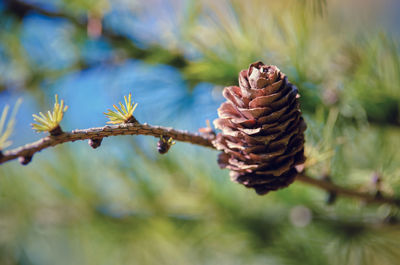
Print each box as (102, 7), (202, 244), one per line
(126, 116), (138, 124)
(88, 138), (103, 149)
(157, 136), (175, 154)
(19, 155), (32, 165)
(371, 172), (383, 199)
(49, 125), (63, 136)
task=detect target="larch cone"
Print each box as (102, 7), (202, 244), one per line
(213, 61), (306, 195)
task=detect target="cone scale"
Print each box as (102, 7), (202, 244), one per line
(213, 61), (306, 195)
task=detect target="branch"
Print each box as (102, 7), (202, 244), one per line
(296, 174), (400, 207)
(0, 122), (214, 164)
(0, 120), (399, 207)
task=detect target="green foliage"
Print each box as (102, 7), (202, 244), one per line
(104, 93), (138, 124)
(0, 99), (21, 150)
(1, 142), (399, 265)
(342, 34), (400, 125)
(32, 95), (68, 133)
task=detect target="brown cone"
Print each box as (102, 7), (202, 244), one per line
(213, 61), (306, 195)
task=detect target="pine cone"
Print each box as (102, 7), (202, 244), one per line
(213, 61), (306, 195)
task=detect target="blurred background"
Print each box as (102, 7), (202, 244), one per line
(1, 0), (400, 264)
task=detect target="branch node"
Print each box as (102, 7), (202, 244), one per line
(88, 138), (103, 149)
(371, 172), (384, 200)
(157, 135), (175, 154)
(126, 116), (138, 124)
(49, 125), (63, 136)
(19, 155), (32, 165)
